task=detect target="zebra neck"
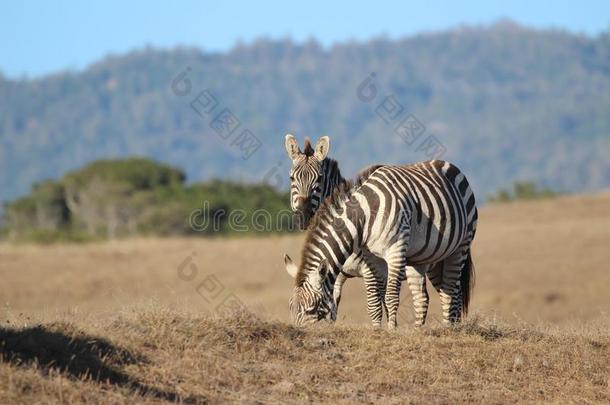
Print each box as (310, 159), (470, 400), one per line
(303, 195), (362, 287)
(321, 158), (346, 200)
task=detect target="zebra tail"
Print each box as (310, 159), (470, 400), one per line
(461, 250), (475, 316)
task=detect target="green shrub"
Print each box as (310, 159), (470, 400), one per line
(488, 181), (560, 203)
(2, 158), (291, 242)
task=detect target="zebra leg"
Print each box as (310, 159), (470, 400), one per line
(406, 265), (429, 327)
(428, 262), (463, 323)
(427, 262), (443, 294)
(378, 265), (388, 321)
(362, 267), (384, 327)
(438, 249), (467, 325)
(363, 252), (388, 325)
(383, 244), (408, 330)
(332, 272), (350, 321)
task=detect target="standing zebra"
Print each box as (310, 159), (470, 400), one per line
(284, 134), (345, 230)
(284, 134), (389, 325)
(284, 161), (477, 329)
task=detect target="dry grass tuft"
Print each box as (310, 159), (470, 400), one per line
(423, 315), (547, 342)
(1, 308), (608, 403)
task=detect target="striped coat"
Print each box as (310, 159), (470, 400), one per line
(284, 160), (477, 329)
(285, 134), (392, 325)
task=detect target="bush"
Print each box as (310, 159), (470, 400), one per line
(2, 158), (292, 242)
(488, 181), (560, 203)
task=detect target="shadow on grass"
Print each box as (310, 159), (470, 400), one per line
(0, 322), (203, 403)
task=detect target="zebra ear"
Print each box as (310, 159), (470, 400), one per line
(314, 136), (330, 160)
(284, 254), (298, 278)
(285, 134), (300, 160)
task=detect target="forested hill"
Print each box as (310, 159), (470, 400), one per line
(2, 21), (610, 206)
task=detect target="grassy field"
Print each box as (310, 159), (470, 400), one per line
(1, 192), (609, 403)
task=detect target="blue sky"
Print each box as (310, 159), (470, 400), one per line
(1, 0), (609, 78)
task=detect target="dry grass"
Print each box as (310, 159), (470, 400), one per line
(1, 309), (608, 404)
(1, 192), (610, 403)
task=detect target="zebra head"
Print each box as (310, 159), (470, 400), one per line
(284, 254), (336, 326)
(284, 134), (330, 230)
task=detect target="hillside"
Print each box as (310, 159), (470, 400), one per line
(1, 21), (610, 207)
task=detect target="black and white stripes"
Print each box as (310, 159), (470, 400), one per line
(285, 160), (477, 329)
(284, 134), (345, 229)
(284, 135), (390, 325)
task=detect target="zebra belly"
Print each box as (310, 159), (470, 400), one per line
(342, 253), (364, 277)
(342, 249), (387, 278)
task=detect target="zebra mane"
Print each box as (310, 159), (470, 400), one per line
(354, 164), (383, 187)
(324, 157), (341, 178)
(295, 164), (383, 286)
(309, 164), (381, 227)
(303, 137), (315, 156)
(296, 181), (354, 286)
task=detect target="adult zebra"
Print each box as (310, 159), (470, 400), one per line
(284, 134), (390, 325)
(283, 161), (478, 329)
(284, 135), (344, 230)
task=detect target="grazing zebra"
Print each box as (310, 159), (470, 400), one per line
(284, 161), (478, 329)
(284, 134), (389, 325)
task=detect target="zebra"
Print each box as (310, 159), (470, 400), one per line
(283, 161), (478, 329)
(284, 134), (390, 325)
(284, 134), (344, 230)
